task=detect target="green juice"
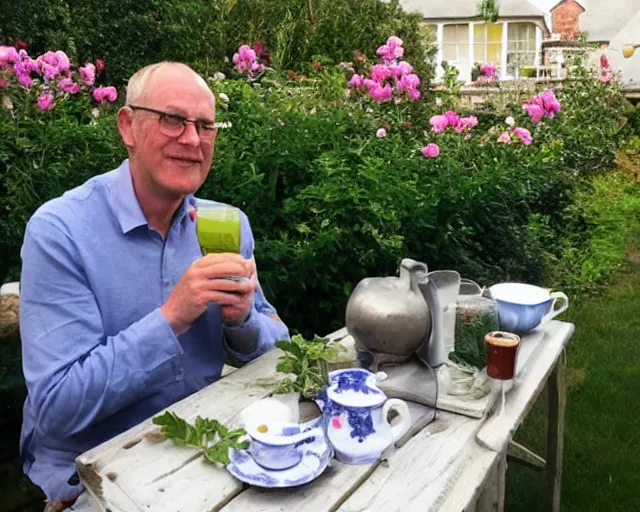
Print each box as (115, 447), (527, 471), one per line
(196, 206), (241, 254)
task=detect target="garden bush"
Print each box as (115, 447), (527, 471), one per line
(0, 0), (434, 88)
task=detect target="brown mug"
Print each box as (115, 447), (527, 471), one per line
(485, 331), (521, 380)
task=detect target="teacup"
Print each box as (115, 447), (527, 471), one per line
(489, 283), (568, 334)
(246, 421), (323, 471)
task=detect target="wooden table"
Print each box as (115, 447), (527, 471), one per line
(74, 320), (574, 512)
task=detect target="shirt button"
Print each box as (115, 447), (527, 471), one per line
(176, 367), (185, 381)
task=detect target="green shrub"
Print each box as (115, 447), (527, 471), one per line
(1, 0), (434, 88)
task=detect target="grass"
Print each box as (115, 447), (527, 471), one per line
(505, 232), (640, 512)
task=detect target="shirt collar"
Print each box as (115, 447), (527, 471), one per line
(108, 159), (192, 234)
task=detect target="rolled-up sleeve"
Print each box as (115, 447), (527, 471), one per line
(20, 216), (183, 438)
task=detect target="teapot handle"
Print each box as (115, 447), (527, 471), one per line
(382, 399), (412, 443)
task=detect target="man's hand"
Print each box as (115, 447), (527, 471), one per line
(161, 253), (257, 334)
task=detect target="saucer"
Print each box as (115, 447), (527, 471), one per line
(226, 434), (332, 488)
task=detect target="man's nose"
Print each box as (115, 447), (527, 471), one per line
(178, 122), (201, 146)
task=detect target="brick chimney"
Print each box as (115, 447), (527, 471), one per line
(551, 0), (585, 40)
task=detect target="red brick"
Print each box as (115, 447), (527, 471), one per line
(551, 0), (585, 40)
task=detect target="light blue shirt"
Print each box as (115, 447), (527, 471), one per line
(19, 159), (289, 500)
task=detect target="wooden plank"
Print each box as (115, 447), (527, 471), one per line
(221, 402), (436, 512)
(475, 321), (574, 453)
(337, 411), (484, 511)
(76, 349), (284, 511)
(76, 327), (351, 511)
(546, 351), (566, 512)
(507, 440), (546, 471)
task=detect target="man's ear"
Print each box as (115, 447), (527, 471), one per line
(117, 107), (135, 148)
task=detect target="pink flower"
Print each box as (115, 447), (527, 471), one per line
(454, 116), (478, 132)
(600, 54), (609, 70)
(497, 131), (512, 144)
(397, 73), (420, 91)
(481, 63), (498, 78)
(407, 88), (421, 100)
(17, 72), (33, 87)
(369, 84), (393, 102)
(0, 45), (19, 66)
(540, 91), (560, 118)
(422, 143), (440, 158)
(444, 110), (460, 126)
(0, 79), (8, 88)
(599, 70), (613, 83)
(93, 85), (118, 102)
(96, 59), (105, 73)
(523, 103), (544, 125)
(376, 44), (391, 58)
(513, 127), (532, 145)
(371, 64), (392, 83)
(430, 114), (448, 133)
(348, 73), (363, 88)
(79, 63), (96, 86)
(58, 77), (80, 94)
(362, 78), (377, 90)
(387, 36), (403, 48)
(376, 127), (387, 138)
(395, 61), (413, 76)
(37, 92), (55, 110)
(331, 417), (342, 429)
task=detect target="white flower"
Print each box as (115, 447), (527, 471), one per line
(435, 97), (443, 107)
(211, 72), (226, 81)
(505, 116), (515, 127)
(218, 92), (229, 103)
(91, 108), (100, 119)
(376, 128), (387, 138)
(214, 121), (233, 129)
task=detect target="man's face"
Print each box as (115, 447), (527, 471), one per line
(122, 66), (216, 200)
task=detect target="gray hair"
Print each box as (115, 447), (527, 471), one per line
(125, 61), (210, 105)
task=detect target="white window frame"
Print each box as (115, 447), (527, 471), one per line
(506, 22), (538, 79)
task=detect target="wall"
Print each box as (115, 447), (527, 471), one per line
(551, 0), (584, 40)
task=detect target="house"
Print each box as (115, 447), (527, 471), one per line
(550, 0), (640, 92)
(399, 0), (551, 82)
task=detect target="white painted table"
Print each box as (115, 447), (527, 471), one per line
(75, 320), (574, 512)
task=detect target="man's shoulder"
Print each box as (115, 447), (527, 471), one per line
(30, 167), (119, 231)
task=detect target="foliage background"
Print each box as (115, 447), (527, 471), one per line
(0, 0), (434, 87)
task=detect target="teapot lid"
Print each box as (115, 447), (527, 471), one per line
(326, 368), (386, 408)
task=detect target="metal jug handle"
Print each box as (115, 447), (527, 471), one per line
(459, 278), (484, 296)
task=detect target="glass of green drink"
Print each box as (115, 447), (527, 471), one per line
(196, 203), (242, 254)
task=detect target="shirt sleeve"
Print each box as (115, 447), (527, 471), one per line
(222, 209), (290, 362)
(19, 215), (184, 439)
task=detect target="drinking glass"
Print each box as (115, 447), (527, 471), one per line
(196, 203), (241, 255)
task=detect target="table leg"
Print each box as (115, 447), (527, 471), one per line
(546, 349), (566, 512)
(475, 449), (507, 512)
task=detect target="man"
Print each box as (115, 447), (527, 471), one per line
(19, 61), (289, 508)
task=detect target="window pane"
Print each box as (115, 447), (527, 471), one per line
(474, 24), (486, 44)
(487, 23), (502, 43)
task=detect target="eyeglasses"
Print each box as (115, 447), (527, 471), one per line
(127, 105), (218, 141)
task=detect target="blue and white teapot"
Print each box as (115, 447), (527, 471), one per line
(315, 368), (412, 465)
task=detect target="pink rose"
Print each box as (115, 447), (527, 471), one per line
(430, 115), (448, 133)
(79, 63), (96, 86)
(497, 131), (512, 144)
(348, 73), (363, 88)
(513, 127), (532, 145)
(37, 92), (55, 110)
(421, 143), (440, 158)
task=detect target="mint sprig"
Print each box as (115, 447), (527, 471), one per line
(152, 411), (248, 465)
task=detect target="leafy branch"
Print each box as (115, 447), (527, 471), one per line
(273, 334), (339, 399)
(152, 411), (248, 465)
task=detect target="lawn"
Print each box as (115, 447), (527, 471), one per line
(506, 234), (640, 511)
